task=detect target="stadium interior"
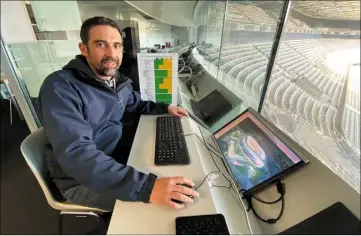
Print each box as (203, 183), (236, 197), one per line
(2, 0), (360, 199)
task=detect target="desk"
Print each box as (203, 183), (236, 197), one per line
(107, 115), (263, 234)
(107, 115), (360, 234)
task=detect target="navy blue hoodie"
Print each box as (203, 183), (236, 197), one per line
(37, 55), (168, 203)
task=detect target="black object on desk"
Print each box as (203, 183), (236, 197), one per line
(279, 202), (361, 235)
(190, 90), (232, 126)
(155, 117), (190, 165)
(176, 214), (230, 235)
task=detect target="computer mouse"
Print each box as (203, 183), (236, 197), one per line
(171, 184), (197, 204)
(179, 183), (197, 191)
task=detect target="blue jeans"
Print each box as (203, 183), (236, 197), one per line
(63, 185), (116, 211)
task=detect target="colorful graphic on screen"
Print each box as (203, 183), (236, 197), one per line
(215, 113), (302, 191)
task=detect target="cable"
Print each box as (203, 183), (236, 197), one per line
(194, 171), (231, 192)
(184, 132), (253, 233)
(212, 184), (232, 189)
(193, 134), (223, 159)
(249, 197), (285, 224)
(185, 132), (232, 189)
(194, 133), (234, 191)
(179, 58), (185, 66)
(247, 181), (286, 224)
(188, 131), (224, 161)
(194, 171), (218, 190)
(252, 194), (282, 205)
(222, 172), (254, 235)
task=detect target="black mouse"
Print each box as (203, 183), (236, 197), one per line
(171, 184), (197, 204)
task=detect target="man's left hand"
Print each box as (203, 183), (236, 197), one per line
(168, 106), (188, 117)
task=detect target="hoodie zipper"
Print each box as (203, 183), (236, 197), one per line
(99, 79), (132, 104)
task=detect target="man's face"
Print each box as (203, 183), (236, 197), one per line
(79, 25), (123, 80)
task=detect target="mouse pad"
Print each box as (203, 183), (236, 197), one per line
(279, 202), (361, 235)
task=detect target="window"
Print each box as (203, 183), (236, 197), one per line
(262, 1), (360, 192)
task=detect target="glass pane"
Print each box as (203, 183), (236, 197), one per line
(261, 1), (360, 193)
(185, 0), (285, 132)
(217, 1), (283, 110)
(177, 0), (236, 132)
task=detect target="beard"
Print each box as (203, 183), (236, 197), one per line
(94, 56), (120, 77)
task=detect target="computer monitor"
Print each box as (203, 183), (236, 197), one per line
(214, 109), (309, 194)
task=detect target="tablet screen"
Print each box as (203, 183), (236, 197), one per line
(214, 111), (304, 192)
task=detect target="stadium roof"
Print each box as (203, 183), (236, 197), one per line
(292, 1), (360, 21)
(247, 0), (359, 21)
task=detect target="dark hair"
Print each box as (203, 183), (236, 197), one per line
(80, 16), (122, 45)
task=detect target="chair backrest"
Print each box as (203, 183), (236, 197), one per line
(20, 128), (107, 213)
(20, 128), (63, 209)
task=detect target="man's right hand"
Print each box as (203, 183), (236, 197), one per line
(149, 177), (200, 209)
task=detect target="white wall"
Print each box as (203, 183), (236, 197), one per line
(126, 0), (198, 27)
(0, 1), (36, 44)
(31, 1), (82, 31)
(77, 4), (116, 22)
(172, 26), (189, 46)
(130, 12), (176, 48)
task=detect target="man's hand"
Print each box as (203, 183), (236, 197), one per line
(149, 177), (200, 209)
(168, 106), (188, 117)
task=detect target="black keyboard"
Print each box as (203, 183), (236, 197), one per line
(176, 214), (230, 235)
(155, 117), (190, 165)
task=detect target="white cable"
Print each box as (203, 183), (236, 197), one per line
(185, 132), (253, 234)
(222, 172), (254, 235)
(178, 65), (186, 73)
(183, 66), (193, 84)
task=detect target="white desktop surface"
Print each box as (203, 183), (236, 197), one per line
(107, 115), (360, 235)
(107, 115), (263, 235)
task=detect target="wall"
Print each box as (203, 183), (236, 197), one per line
(126, 0), (198, 27)
(130, 12), (177, 48)
(172, 26), (189, 46)
(0, 1), (36, 44)
(77, 3), (116, 22)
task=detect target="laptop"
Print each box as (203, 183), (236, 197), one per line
(190, 107), (310, 195)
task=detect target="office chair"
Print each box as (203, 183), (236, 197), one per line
(20, 128), (109, 234)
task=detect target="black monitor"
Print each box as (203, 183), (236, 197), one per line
(214, 109), (309, 194)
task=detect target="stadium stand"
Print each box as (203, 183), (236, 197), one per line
(190, 1), (360, 192)
(194, 37), (359, 191)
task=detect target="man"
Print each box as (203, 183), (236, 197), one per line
(37, 16), (199, 212)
